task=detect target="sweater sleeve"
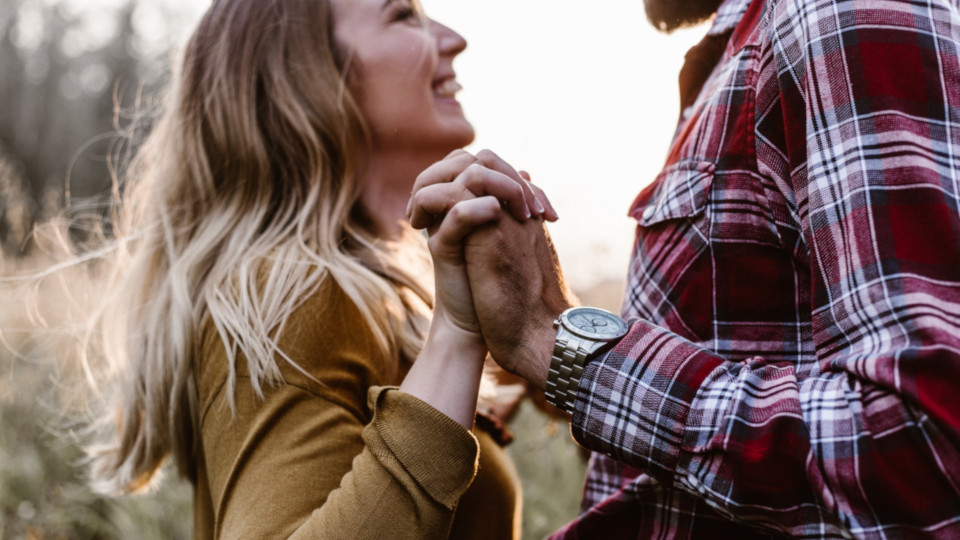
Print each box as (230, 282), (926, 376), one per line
(289, 388), (480, 539)
(206, 385), (480, 540)
(197, 281), (481, 539)
(219, 387), (479, 540)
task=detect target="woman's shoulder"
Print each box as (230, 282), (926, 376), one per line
(197, 275), (399, 421)
(279, 276), (391, 381)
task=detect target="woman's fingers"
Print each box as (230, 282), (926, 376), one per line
(407, 148), (553, 220)
(475, 149), (544, 219)
(409, 165), (535, 229)
(525, 181), (559, 222)
(456, 164), (531, 222)
(406, 148), (562, 230)
(518, 170), (559, 222)
(428, 196), (502, 260)
(407, 150), (478, 217)
(408, 182), (472, 230)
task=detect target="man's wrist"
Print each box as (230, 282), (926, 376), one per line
(515, 319), (558, 393)
(544, 307), (630, 413)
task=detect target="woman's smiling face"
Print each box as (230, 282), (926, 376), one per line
(332, 0), (474, 156)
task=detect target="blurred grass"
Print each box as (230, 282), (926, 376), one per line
(0, 259), (194, 539)
(506, 402), (587, 539)
(0, 259), (620, 539)
(0, 358), (585, 539)
(0, 360), (194, 539)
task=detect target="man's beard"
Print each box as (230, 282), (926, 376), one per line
(644, 0), (725, 32)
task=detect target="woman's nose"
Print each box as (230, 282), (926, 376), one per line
(432, 20), (467, 56)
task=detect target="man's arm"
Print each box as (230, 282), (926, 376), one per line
(566, 0), (960, 536)
(458, 0), (960, 536)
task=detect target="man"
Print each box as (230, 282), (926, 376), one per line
(410, 0), (960, 536)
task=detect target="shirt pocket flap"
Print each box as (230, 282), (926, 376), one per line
(630, 160), (714, 227)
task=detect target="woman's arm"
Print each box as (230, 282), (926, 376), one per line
(198, 284), (482, 539)
(202, 154), (546, 538)
(402, 148), (557, 429)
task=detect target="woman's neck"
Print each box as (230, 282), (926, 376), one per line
(359, 149), (443, 241)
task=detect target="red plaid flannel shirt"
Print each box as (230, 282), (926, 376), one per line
(552, 0), (960, 537)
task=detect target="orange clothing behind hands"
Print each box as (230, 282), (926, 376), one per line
(192, 278), (521, 539)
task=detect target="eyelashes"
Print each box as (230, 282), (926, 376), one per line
(394, 7), (416, 21)
(389, 1), (424, 25)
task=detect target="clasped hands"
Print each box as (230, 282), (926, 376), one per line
(405, 149), (574, 390)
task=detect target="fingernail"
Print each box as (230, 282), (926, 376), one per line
(535, 198), (545, 215)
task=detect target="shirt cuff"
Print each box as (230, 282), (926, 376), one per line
(366, 386), (480, 509)
(570, 320), (724, 481)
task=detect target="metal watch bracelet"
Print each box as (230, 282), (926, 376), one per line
(544, 337), (590, 414)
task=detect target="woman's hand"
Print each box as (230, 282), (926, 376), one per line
(400, 149), (558, 429)
(408, 149), (557, 343)
(407, 148), (558, 229)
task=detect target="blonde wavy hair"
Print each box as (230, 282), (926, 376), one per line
(80, 0), (433, 494)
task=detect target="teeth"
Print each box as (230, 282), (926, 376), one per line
(434, 78), (462, 98)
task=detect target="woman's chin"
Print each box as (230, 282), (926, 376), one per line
(445, 122), (476, 150)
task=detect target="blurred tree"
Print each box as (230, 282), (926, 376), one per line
(0, 336), (193, 539)
(0, 0), (175, 257)
(0, 2), (197, 534)
(0, 142), (33, 254)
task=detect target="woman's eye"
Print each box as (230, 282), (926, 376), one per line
(393, 6), (421, 23)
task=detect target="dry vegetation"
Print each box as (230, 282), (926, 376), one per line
(0, 248), (618, 538)
(0, 253), (194, 539)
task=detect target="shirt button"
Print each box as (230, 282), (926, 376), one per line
(641, 206), (656, 221)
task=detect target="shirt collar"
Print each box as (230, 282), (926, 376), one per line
(708, 0), (753, 36)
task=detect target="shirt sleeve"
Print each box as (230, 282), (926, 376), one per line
(571, 0), (960, 536)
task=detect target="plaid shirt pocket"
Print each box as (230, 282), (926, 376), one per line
(632, 160), (714, 227)
(625, 160), (716, 343)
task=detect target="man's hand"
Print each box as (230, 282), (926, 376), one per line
(408, 149), (552, 340)
(465, 212), (575, 391)
(406, 148), (573, 389)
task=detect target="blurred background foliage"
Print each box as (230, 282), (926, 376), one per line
(0, 0), (617, 537)
(1, 2), (196, 536)
(0, 0), (202, 256)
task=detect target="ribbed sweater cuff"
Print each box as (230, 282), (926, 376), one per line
(367, 386), (480, 509)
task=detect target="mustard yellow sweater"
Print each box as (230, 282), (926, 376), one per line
(192, 279), (521, 539)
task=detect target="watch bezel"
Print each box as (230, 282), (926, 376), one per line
(559, 307), (628, 341)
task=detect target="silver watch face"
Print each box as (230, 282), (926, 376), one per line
(561, 307), (628, 340)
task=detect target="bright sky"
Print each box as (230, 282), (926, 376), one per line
(424, 1), (706, 290)
(83, 0), (709, 291)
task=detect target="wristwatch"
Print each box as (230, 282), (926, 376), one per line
(545, 306), (629, 413)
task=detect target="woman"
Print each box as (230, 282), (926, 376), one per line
(81, 0), (555, 537)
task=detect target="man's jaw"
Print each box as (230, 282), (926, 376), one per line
(644, 0), (725, 33)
